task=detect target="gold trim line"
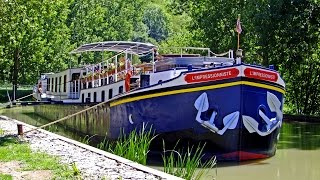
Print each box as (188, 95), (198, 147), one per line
(110, 81), (285, 107)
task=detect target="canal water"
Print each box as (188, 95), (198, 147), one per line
(1, 107), (320, 180)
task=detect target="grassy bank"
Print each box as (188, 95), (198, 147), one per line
(0, 134), (78, 179)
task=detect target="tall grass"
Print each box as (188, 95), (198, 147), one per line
(96, 125), (216, 179)
(162, 141), (216, 180)
(44, 125), (59, 132)
(79, 134), (96, 145)
(97, 124), (156, 165)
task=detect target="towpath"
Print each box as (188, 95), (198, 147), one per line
(0, 116), (182, 180)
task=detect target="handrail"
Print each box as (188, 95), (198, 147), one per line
(210, 50), (234, 58)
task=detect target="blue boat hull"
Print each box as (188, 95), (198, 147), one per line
(108, 78), (284, 161)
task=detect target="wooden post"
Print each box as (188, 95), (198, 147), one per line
(17, 124), (23, 135)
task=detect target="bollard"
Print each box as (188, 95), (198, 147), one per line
(17, 124), (23, 135)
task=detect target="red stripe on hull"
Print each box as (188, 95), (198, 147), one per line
(222, 151), (269, 161)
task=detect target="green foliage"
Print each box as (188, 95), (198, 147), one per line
(0, 174), (13, 180)
(71, 162), (81, 176)
(79, 134), (95, 145)
(171, 0), (320, 115)
(0, 135), (77, 179)
(143, 4), (170, 42)
(1, 0), (319, 115)
(0, 0), (72, 84)
(0, 88), (33, 103)
(96, 136), (108, 150)
(0, 0), (193, 83)
(97, 125), (156, 165)
(162, 141), (216, 180)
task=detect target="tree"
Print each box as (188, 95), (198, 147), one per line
(171, 0), (320, 115)
(0, 0), (71, 93)
(67, 0), (148, 65)
(143, 4), (169, 42)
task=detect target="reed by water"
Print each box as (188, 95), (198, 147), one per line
(162, 141), (216, 180)
(96, 125), (216, 180)
(97, 124), (156, 165)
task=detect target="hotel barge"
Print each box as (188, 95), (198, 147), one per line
(34, 41), (285, 161)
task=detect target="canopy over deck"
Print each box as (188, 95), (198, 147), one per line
(70, 41), (156, 56)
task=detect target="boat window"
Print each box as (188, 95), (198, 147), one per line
(82, 94), (84, 103)
(101, 91), (105, 102)
(87, 93), (91, 103)
(55, 77), (58, 92)
(51, 78), (54, 91)
(108, 89), (113, 99)
(72, 73), (80, 80)
(93, 92), (97, 102)
(59, 76), (62, 92)
(63, 75), (67, 92)
(47, 78), (50, 91)
(119, 86), (123, 94)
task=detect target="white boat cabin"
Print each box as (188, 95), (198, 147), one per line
(35, 41), (236, 103)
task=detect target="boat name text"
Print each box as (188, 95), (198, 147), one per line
(244, 68), (278, 82)
(185, 68), (239, 83)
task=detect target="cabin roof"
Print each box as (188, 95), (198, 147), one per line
(70, 41), (156, 56)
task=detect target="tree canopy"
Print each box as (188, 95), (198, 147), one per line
(1, 0), (319, 115)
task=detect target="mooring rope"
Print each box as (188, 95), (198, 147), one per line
(14, 93), (35, 102)
(23, 100), (109, 134)
(0, 92), (36, 110)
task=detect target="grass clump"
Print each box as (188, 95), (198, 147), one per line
(0, 135), (78, 179)
(0, 173), (12, 180)
(98, 124), (156, 165)
(71, 162), (81, 176)
(162, 141), (216, 180)
(79, 134), (95, 145)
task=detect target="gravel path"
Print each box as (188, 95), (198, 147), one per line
(0, 116), (181, 180)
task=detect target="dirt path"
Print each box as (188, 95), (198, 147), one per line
(0, 161), (53, 180)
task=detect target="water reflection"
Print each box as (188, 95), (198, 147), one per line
(209, 122), (320, 180)
(0, 106), (85, 142)
(1, 107), (320, 180)
(278, 122), (320, 150)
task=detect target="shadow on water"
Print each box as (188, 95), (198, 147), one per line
(278, 122), (320, 150)
(0, 106), (92, 143)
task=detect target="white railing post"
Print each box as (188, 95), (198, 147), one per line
(115, 55), (118, 82)
(152, 50), (155, 73)
(74, 80), (76, 99)
(91, 65), (94, 87)
(78, 79), (80, 98)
